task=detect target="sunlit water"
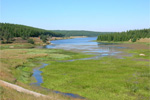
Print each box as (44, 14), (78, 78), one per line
(45, 37), (126, 57)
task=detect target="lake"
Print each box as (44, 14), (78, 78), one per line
(45, 37), (127, 58)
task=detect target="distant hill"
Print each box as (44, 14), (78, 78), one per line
(52, 30), (112, 37)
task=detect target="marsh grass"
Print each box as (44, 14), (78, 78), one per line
(0, 47), (92, 99)
(41, 50), (150, 100)
(0, 49), (48, 83)
(0, 49), (71, 83)
(126, 49), (150, 59)
(0, 44), (149, 100)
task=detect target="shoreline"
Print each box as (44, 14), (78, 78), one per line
(95, 38), (150, 45)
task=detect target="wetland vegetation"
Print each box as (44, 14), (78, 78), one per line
(41, 49), (150, 100)
(0, 36), (150, 100)
(1, 0), (149, 99)
(0, 21), (149, 100)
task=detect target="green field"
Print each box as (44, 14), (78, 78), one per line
(41, 49), (150, 100)
(0, 43), (150, 100)
(0, 46), (93, 100)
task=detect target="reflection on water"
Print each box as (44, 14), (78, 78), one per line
(45, 37), (127, 57)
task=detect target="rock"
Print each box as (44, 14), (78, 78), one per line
(139, 54), (145, 56)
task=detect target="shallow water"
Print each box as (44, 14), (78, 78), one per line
(31, 63), (48, 86)
(45, 37), (127, 57)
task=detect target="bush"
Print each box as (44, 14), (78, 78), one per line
(27, 39), (34, 44)
(40, 35), (47, 43)
(1, 40), (5, 44)
(131, 38), (136, 42)
(21, 35), (29, 40)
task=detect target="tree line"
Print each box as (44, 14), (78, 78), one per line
(0, 23), (64, 43)
(97, 29), (150, 42)
(52, 30), (112, 37)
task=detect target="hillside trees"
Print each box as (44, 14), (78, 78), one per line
(0, 23), (63, 38)
(40, 34), (50, 43)
(52, 30), (112, 37)
(97, 29), (150, 42)
(0, 23), (64, 43)
(27, 39), (35, 44)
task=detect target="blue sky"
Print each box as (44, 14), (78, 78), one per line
(1, 0), (150, 32)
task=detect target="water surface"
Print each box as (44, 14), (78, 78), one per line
(31, 63), (48, 86)
(45, 37), (127, 57)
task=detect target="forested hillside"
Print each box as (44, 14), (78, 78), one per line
(0, 23), (64, 39)
(97, 29), (150, 42)
(52, 30), (112, 37)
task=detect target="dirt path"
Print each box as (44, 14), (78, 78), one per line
(0, 80), (53, 99)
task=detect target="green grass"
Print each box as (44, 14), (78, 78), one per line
(41, 50), (150, 100)
(122, 49), (150, 61)
(0, 47), (93, 83)
(0, 47), (93, 100)
(1, 44), (149, 100)
(12, 61), (41, 83)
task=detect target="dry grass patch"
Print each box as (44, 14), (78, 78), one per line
(136, 38), (150, 43)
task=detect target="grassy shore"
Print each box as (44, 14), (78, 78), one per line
(95, 38), (150, 46)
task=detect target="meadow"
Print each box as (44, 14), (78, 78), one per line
(0, 44), (92, 100)
(0, 43), (150, 100)
(41, 49), (150, 100)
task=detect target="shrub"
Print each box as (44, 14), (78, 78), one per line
(131, 38), (136, 42)
(27, 39), (34, 44)
(40, 35), (47, 43)
(1, 40), (5, 44)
